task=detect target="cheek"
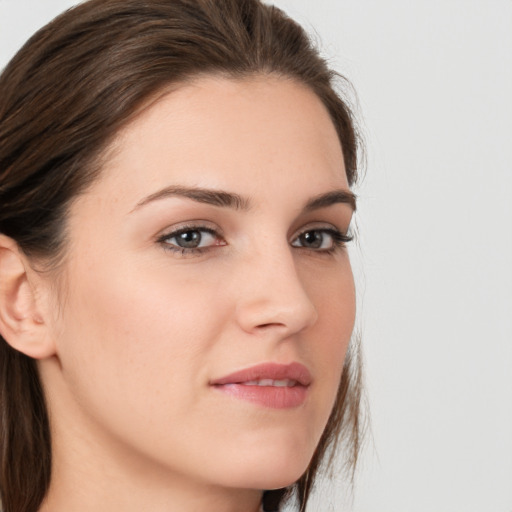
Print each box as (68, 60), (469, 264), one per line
(55, 256), (228, 425)
(303, 259), (356, 415)
(305, 256), (355, 358)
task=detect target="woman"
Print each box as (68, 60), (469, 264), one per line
(0, 1), (363, 511)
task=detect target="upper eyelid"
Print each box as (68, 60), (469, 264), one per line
(157, 221), (349, 237)
(157, 221), (223, 239)
(158, 222), (346, 238)
(292, 222), (348, 238)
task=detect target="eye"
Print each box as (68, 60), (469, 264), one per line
(171, 229), (213, 249)
(291, 228), (352, 252)
(158, 226), (225, 254)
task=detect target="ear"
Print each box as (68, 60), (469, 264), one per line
(0, 234), (56, 359)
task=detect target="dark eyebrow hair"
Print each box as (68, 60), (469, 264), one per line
(131, 185), (356, 213)
(304, 190), (357, 212)
(131, 185), (250, 212)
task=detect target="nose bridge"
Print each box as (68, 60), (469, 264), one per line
(234, 237), (318, 336)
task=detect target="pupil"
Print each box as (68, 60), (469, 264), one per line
(301, 231), (322, 248)
(177, 231), (201, 248)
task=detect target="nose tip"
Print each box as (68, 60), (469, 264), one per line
(250, 296), (318, 335)
(234, 254), (319, 338)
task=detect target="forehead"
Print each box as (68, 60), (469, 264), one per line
(86, 75), (349, 209)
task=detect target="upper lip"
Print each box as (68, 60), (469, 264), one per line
(210, 362), (312, 387)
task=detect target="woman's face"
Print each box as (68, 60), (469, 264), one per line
(41, 76), (356, 492)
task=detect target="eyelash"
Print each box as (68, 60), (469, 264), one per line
(157, 224), (353, 257)
(292, 227), (353, 253)
(156, 225), (221, 256)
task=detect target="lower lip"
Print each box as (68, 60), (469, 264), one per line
(212, 384), (308, 409)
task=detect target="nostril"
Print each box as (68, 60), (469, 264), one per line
(256, 322), (284, 330)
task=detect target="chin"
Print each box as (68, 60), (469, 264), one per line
(253, 466), (308, 491)
(224, 466), (307, 492)
(215, 441), (315, 491)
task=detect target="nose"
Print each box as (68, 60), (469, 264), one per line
(234, 244), (318, 338)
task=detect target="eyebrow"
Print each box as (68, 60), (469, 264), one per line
(131, 185), (356, 213)
(304, 189), (357, 212)
(131, 185), (250, 212)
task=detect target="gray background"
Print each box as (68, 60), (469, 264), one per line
(1, 1), (511, 511)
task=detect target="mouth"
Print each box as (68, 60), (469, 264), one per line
(210, 362), (311, 409)
(239, 378), (298, 387)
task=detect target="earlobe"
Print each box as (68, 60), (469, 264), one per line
(0, 235), (56, 359)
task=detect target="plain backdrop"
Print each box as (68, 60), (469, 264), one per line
(1, 1), (511, 511)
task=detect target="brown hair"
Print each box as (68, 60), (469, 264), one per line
(0, 1), (363, 511)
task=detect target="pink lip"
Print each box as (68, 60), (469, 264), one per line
(210, 362), (312, 409)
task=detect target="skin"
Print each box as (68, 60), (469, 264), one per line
(4, 76), (356, 512)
